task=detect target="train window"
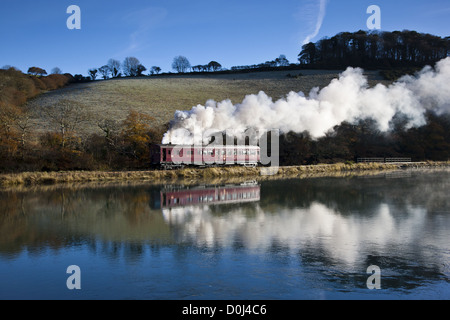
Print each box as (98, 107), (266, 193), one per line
(203, 149), (213, 155)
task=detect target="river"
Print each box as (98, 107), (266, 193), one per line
(0, 169), (449, 300)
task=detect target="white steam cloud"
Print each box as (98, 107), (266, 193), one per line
(302, 0), (328, 45)
(162, 58), (450, 145)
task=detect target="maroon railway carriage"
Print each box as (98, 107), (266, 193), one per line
(150, 144), (260, 169)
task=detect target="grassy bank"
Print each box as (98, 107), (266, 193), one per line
(1, 161), (448, 188)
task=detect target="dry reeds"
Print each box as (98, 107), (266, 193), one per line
(1, 161), (449, 188)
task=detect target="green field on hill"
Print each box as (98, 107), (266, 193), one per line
(26, 69), (389, 135)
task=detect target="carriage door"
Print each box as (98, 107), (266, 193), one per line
(162, 148), (167, 162)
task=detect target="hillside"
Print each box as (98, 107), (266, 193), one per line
(0, 66), (448, 172)
(26, 69), (390, 135)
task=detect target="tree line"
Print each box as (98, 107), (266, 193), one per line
(231, 55), (290, 71)
(298, 30), (450, 69)
(278, 112), (450, 166)
(84, 55), (291, 79)
(85, 57), (162, 81)
(85, 56), (225, 81)
(14, 30), (450, 83)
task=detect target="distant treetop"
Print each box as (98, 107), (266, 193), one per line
(172, 56), (191, 73)
(27, 67), (47, 77)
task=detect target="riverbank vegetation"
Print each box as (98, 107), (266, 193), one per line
(1, 161), (449, 187)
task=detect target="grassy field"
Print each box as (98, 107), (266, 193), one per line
(26, 69), (390, 135)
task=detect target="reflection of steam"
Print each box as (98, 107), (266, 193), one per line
(162, 201), (445, 267)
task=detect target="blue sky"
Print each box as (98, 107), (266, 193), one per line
(0, 0), (449, 76)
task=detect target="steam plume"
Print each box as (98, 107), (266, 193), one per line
(162, 58), (450, 145)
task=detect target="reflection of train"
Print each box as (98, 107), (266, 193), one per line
(159, 183), (261, 209)
(150, 144), (260, 169)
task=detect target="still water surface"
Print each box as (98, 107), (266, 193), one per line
(0, 169), (449, 300)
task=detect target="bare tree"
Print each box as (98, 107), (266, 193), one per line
(51, 67), (62, 74)
(108, 59), (121, 78)
(16, 112), (33, 151)
(97, 118), (121, 149)
(98, 65), (110, 79)
(123, 57), (141, 77)
(0, 104), (22, 156)
(44, 100), (90, 148)
(172, 56), (191, 73)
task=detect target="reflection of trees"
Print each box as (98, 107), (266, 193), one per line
(88, 240), (164, 264)
(0, 171), (449, 291)
(0, 185), (170, 259)
(122, 191), (151, 225)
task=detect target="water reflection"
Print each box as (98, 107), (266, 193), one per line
(160, 182), (261, 209)
(0, 169), (449, 297)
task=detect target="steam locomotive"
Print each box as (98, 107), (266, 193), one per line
(150, 144), (261, 169)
